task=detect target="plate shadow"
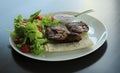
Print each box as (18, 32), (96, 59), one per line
(11, 41), (107, 73)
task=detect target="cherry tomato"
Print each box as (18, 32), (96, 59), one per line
(37, 25), (42, 32)
(13, 38), (20, 44)
(36, 16), (42, 20)
(21, 44), (30, 53)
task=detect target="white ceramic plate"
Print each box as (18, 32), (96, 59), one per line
(9, 12), (107, 61)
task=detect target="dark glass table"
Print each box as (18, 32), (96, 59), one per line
(0, 0), (120, 73)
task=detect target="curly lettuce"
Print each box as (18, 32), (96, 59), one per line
(12, 10), (59, 55)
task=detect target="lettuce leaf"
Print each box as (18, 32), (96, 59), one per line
(30, 38), (47, 55)
(14, 14), (23, 23)
(29, 10), (41, 22)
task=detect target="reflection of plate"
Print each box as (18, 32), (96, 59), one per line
(9, 12), (107, 61)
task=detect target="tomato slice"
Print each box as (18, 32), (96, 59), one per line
(21, 44), (30, 53)
(36, 16), (42, 20)
(13, 38), (20, 44)
(37, 25), (42, 32)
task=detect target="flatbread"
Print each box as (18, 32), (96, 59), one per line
(45, 32), (93, 52)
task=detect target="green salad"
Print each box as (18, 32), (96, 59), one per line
(11, 10), (60, 55)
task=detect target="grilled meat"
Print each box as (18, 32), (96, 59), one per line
(66, 32), (82, 42)
(66, 21), (89, 33)
(45, 21), (89, 42)
(45, 25), (70, 41)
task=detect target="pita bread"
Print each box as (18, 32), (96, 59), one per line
(45, 32), (93, 52)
